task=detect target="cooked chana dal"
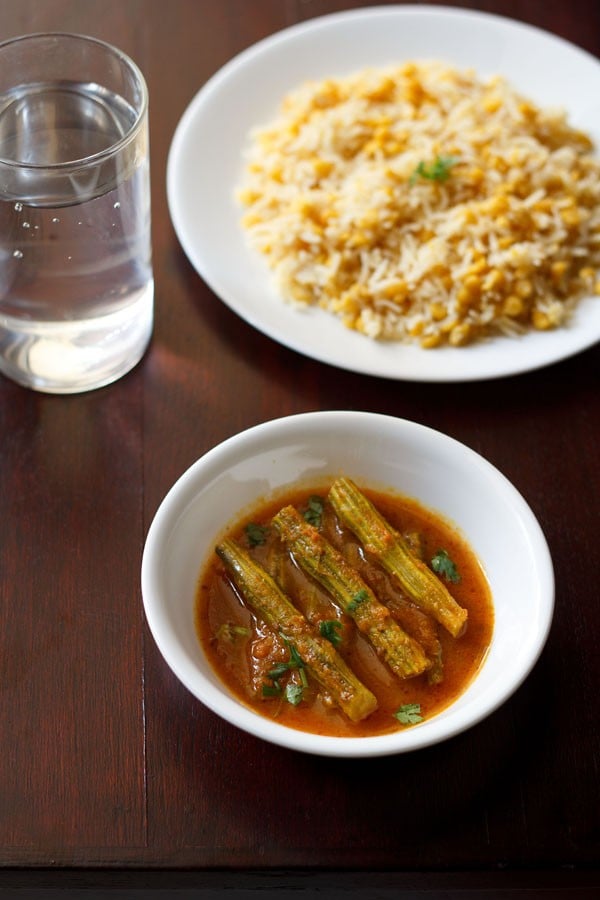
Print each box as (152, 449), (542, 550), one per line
(236, 60), (600, 347)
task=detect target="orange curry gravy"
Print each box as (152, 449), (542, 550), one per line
(195, 484), (494, 738)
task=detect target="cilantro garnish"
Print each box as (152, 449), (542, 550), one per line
(410, 155), (459, 185)
(394, 703), (424, 725)
(267, 662), (293, 682)
(303, 495), (324, 528)
(319, 619), (342, 647)
(263, 638), (308, 704)
(245, 522), (268, 547)
(430, 549), (461, 583)
(347, 588), (369, 614)
(262, 683), (282, 698)
(285, 683), (304, 706)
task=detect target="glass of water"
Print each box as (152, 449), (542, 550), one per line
(0, 33), (153, 393)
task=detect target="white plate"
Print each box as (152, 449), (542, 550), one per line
(167, 5), (600, 382)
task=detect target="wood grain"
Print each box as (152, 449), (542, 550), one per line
(0, 0), (598, 886)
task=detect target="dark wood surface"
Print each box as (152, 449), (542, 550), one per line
(1, 0), (599, 894)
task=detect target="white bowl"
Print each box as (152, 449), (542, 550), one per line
(141, 411), (554, 757)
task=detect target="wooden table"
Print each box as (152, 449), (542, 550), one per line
(1, 1), (599, 895)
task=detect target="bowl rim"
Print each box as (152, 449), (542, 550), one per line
(141, 410), (555, 757)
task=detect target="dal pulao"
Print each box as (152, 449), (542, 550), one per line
(237, 61), (600, 347)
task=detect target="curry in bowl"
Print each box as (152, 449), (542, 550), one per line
(196, 476), (493, 738)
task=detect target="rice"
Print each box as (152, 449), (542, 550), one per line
(236, 61), (600, 347)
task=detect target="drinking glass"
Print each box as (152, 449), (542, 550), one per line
(0, 33), (153, 393)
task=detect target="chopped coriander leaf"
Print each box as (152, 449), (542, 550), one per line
(430, 549), (461, 583)
(347, 588), (369, 613)
(262, 683), (282, 698)
(410, 155), (459, 185)
(303, 495), (324, 528)
(245, 522), (268, 547)
(286, 640), (305, 669)
(394, 703), (423, 725)
(267, 638), (309, 689)
(319, 619), (342, 647)
(267, 662), (292, 682)
(285, 683), (304, 706)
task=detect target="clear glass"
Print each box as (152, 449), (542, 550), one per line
(0, 33), (153, 393)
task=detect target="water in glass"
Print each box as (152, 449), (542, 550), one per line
(0, 80), (153, 392)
